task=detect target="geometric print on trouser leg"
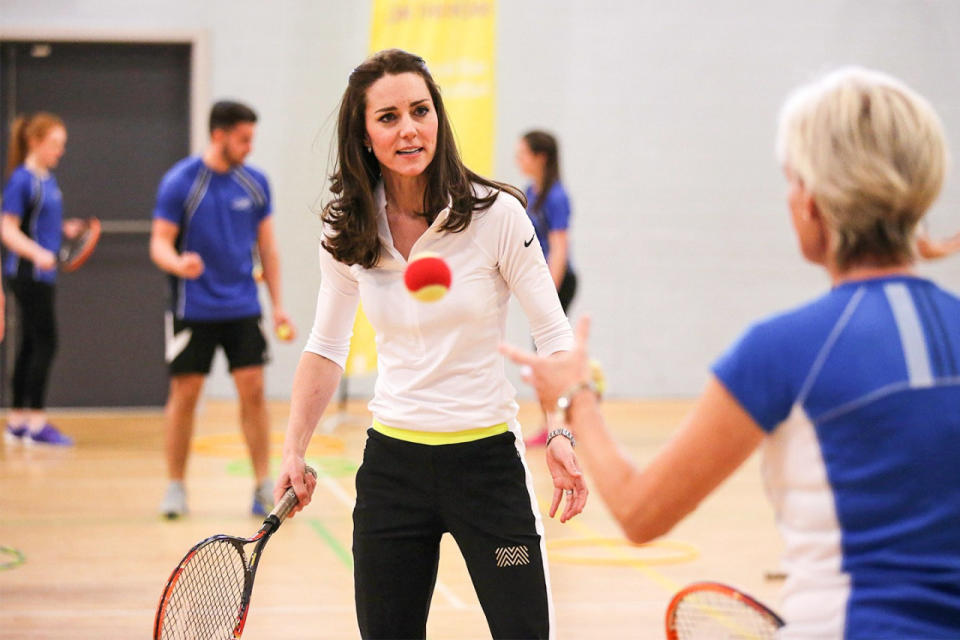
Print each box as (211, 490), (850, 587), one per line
(496, 545), (531, 567)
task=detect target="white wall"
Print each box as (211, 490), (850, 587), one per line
(495, 1), (960, 396)
(2, 0), (960, 399)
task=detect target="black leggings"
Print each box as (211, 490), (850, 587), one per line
(557, 268), (577, 313)
(353, 429), (551, 639)
(10, 278), (57, 410)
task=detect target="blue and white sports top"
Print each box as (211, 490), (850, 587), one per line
(525, 181), (573, 268)
(2, 165), (63, 283)
(713, 275), (960, 639)
(153, 157), (271, 321)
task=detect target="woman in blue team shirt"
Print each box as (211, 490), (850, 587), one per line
(2, 112), (74, 445)
(504, 67), (960, 638)
(515, 130), (578, 447)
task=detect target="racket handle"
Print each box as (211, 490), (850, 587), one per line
(268, 465), (318, 526)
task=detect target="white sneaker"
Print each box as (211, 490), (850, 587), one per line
(160, 481), (188, 519)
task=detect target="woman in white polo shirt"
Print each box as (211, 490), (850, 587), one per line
(275, 49), (587, 640)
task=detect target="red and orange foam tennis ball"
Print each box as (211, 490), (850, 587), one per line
(404, 252), (451, 302)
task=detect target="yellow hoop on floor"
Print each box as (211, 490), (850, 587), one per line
(546, 537), (699, 566)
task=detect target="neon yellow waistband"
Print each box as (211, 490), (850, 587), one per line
(372, 420), (508, 445)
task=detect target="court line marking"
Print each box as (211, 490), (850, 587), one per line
(307, 518), (353, 569)
(539, 498), (684, 594)
(542, 502), (763, 638)
(547, 536), (699, 566)
(315, 474), (467, 610)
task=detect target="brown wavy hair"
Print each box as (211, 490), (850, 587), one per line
(322, 48), (525, 268)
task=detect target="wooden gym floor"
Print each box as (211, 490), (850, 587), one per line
(0, 399), (782, 639)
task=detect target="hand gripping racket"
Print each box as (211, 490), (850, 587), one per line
(59, 217), (101, 272)
(153, 466), (317, 640)
(665, 581), (784, 640)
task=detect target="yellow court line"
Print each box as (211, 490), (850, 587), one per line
(541, 499), (685, 594)
(547, 537), (700, 566)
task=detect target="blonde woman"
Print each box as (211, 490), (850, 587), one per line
(504, 67), (960, 638)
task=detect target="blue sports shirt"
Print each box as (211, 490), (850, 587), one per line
(2, 165), (63, 283)
(525, 181), (572, 266)
(713, 275), (960, 639)
(153, 157), (271, 321)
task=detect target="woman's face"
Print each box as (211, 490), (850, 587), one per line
(31, 125), (67, 169)
(364, 72), (438, 180)
(514, 139), (542, 180)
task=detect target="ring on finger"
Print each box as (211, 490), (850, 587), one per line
(564, 489), (573, 496)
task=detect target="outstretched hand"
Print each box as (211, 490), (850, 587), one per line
(917, 231), (960, 260)
(500, 316), (593, 411)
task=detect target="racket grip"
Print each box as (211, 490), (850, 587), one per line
(269, 465), (318, 525)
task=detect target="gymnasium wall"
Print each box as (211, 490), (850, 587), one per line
(3, 0), (960, 400)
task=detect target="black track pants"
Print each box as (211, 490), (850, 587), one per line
(353, 429), (551, 639)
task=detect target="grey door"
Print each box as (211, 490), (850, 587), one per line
(0, 41), (190, 406)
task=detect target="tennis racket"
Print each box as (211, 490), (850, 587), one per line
(665, 581), (784, 640)
(153, 466), (317, 640)
(59, 217), (101, 272)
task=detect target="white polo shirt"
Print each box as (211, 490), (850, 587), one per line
(305, 182), (573, 433)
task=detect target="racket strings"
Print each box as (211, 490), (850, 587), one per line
(672, 590), (780, 640)
(159, 540), (248, 640)
(60, 226), (89, 260)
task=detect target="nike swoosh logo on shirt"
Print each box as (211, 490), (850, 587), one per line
(524, 234), (535, 248)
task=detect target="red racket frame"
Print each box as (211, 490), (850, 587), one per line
(664, 580), (784, 640)
(61, 217), (101, 272)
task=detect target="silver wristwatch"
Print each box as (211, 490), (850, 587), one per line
(546, 427), (575, 448)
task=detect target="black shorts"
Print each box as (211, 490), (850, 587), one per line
(165, 313), (269, 375)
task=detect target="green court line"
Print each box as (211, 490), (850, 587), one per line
(308, 518), (353, 569)
(0, 546), (26, 571)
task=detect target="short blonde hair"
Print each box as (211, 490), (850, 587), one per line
(776, 67), (948, 270)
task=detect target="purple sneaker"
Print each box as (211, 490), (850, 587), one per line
(4, 423), (27, 442)
(28, 423), (74, 446)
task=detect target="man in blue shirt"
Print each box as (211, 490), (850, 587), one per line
(150, 101), (294, 518)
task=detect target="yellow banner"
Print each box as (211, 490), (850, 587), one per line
(369, 0), (497, 174)
(346, 0), (497, 378)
